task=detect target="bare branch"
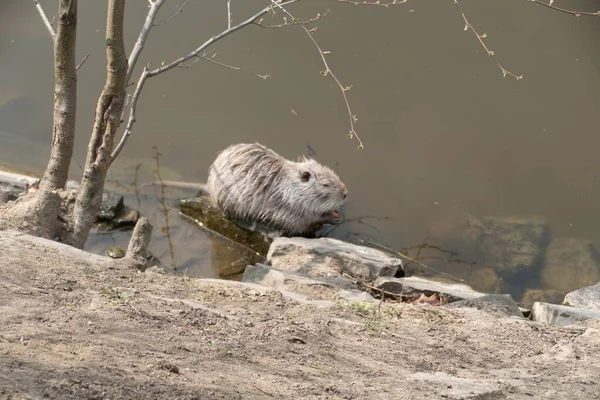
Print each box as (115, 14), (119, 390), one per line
(182, 53), (271, 80)
(454, 0), (523, 80)
(75, 52), (91, 71)
(336, 0), (406, 7)
(528, 0), (600, 17)
(126, 0), (168, 86)
(145, 0), (300, 78)
(270, 0), (364, 149)
(254, 11), (328, 28)
(154, 0), (189, 26)
(33, 0), (56, 39)
(226, 0), (232, 29)
(110, 67), (149, 162)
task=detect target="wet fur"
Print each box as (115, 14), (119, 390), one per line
(207, 143), (348, 237)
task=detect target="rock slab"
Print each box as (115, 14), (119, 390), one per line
(267, 237), (403, 280)
(374, 276), (485, 303)
(531, 302), (600, 326)
(564, 282), (600, 311)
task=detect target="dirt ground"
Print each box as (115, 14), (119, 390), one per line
(1, 230), (600, 400)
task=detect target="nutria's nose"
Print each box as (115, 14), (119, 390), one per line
(340, 184), (348, 199)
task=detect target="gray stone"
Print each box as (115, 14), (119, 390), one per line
(541, 237), (600, 293)
(463, 214), (549, 279)
(531, 302), (600, 326)
(242, 263), (285, 289)
(267, 237), (403, 280)
(374, 276), (485, 303)
(96, 191), (125, 221)
(0, 169), (37, 203)
(446, 294), (524, 318)
(564, 282), (600, 311)
(407, 372), (505, 400)
(338, 289), (379, 304)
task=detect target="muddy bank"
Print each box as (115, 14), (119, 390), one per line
(1, 230), (600, 399)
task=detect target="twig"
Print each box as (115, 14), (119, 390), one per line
(152, 148), (178, 272)
(454, 0), (522, 80)
(226, 0), (232, 29)
(185, 53), (271, 80)
(33, 0), (56, 39)
(528, 0), (600, 17)
(270, 0), (364, 149)
(254, 11), (328, 28)
(336, 0), (406, 7)
(75, 52), (91, 71)
(154, 0), (189, 26)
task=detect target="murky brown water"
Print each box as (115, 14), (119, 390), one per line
(2, 0), (600, 298)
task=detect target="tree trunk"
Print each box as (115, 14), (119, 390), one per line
(39, 0), (78, 192)
(67, 0), (127, 248)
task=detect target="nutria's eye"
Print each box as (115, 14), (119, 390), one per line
(300, 171), (311, 182)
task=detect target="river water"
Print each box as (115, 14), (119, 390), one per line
(1, 0), (599, 301)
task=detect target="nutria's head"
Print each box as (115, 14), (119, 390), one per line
(289, 157), (348, 224)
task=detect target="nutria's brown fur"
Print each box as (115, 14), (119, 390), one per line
(207, 143), (348, 237)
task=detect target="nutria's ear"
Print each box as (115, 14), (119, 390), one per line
(300, 171), (311, 182)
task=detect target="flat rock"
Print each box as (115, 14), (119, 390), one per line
(374, 276), (485, 303)
(407, 372), (505, 400)
(564, 282), (600, 311)
(463, 214), (549, 279)
(267, 237), (403, 280)
(446, 294), (524, 318)
(242, 263), (338, 307)
(531, 302), (600, 326)
(541, 237), (600, 293)
(520, 288), (565, 310)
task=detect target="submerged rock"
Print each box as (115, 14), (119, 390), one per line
(179, 196), (271, 257)
(541, 238), (600, 293)
(267, 237), (403, 280)
(520, 288), (565, 310)
(463, 214), (549, 280)
(564, 282), (600, 311)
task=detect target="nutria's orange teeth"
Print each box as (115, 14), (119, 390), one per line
(332, 210), (340, 217)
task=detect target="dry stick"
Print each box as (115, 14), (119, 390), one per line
(152, 150), (178, 272)
(254, 11), (327, 28)
(193, 53), (271, 80)
(341, 273), (409, 300)
(111, 0), (302, 161)
(226, 0), (232, 29)
(336, 0), (406, 7)
(75, 52), (91, 71)
(33, 0), (56, 38)
(270, 0), (365, 149)
(154, 0), (189, 26)
(454, 0), (522, 80)
(528, 0), (600, 17)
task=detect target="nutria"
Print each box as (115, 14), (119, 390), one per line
(207, 142), (348, 237)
